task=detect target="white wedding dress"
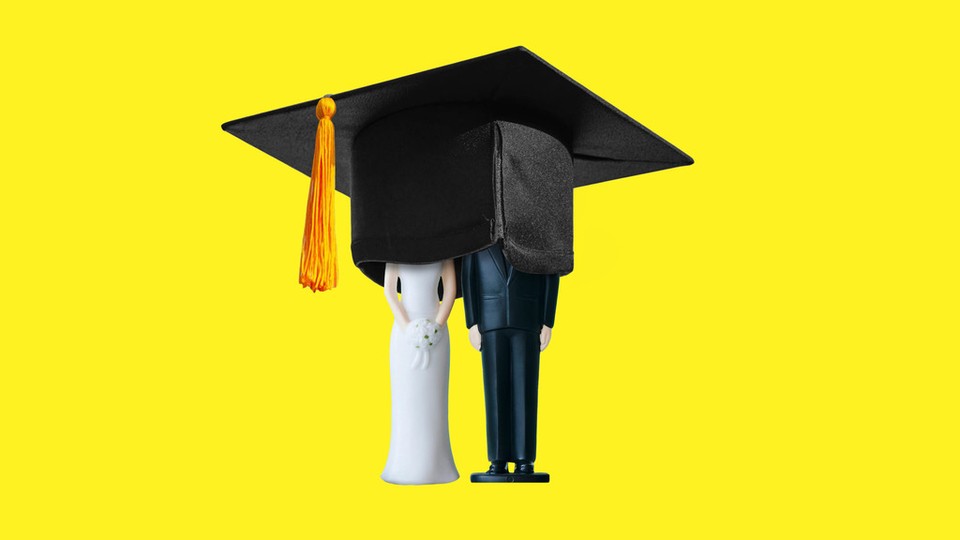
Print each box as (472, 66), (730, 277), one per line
(381, 262), (459, 484)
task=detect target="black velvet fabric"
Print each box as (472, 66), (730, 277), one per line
(222, 46), (692, 195)
(350, 103), (498, 286)
(496, 121), (574, 275)
(349, 103), (573, 286)
(221, 46), (693, 290)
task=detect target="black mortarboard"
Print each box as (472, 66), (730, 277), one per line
(222, 46), (692, 292)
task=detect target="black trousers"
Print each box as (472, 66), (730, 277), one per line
(480, 328), (540, 463)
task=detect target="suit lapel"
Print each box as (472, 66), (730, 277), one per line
(486, 245), (508, 281)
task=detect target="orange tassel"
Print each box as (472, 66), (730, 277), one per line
(299, 96), (338, 292)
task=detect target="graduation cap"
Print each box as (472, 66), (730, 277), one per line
(222, 46), (693, 293)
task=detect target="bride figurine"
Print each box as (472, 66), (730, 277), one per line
(380, 259), (459, 484)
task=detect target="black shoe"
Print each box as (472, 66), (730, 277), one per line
(515, 461), (535, 474)
(487, 461), (508, 475)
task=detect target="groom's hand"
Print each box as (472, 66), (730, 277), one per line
(468, 325), (482, 351)
(540, 325), (552, 351)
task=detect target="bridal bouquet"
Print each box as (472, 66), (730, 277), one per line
(406, 318), (441, 370)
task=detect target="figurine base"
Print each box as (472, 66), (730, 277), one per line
(470, 471), (550, 483)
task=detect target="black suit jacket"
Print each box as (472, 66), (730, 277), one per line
(462, 243), (559, 333)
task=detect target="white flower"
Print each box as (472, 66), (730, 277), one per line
(406, 318), (441, 370)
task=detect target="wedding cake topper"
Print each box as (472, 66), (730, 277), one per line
(222, 46), (693, 483)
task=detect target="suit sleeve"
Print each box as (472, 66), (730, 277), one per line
(543, 273), (559, 328)
(462, 254), (478, 328)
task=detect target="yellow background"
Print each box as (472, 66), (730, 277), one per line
(2, 1), (957, 538)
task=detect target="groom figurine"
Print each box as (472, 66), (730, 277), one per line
(462, 240), (559, 483)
